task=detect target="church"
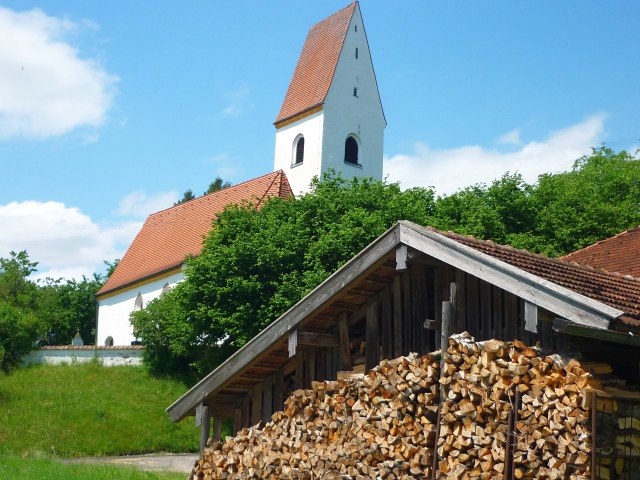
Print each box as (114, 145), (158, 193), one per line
(95, 2), (385, 346)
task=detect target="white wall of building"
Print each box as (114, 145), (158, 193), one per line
(273, 110), (325, 196)
(96, 270), (184, 346)
(23, 346), (144, 366)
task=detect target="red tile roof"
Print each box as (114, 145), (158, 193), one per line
(97, 171), (293, 297)
(274, 3), (357, 126)
(560, 226), (640, 279)
(430, 227), (640, 332)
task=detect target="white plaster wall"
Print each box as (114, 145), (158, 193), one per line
(23, 347), (144, 366)
(96, 270), (184, 346)
(322, 4), (385, 182)
(273, 110), (325, 196)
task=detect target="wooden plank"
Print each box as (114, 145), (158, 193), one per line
(441, 301), (453, 402)
(213, 416), (222, 441)
(466, 274), (479, 338)
(380, 287), (392, 360)
(338, 312), (352, 371)
(167, 227), (400, 422)
(326, 347), (334, 381)
(492, 286), (504, 340)
(288, 330), (297, 357)
(316, 347), (326, 381)
(411, 264), (422, 353)
(524, 300), (538, 334)
(433, 265), (447, 349)
(398, 221), (617, 328)
(396, 245), (408, 270)
(480, 280), (492, 342)
(392, 275), (402, 357)
(295, 348), (304, 389)
(251, 382), (262, 426)
(366, 300), (379, 371)
(274, 367), (284, 412)
(540, 318), (553, 351)
(504, 290), (518, 341)
(295, 331), (341, 348)
(306, 347), (316, 388)
(402, 271), (412, 354)
(454, 269), (467, 334)
(262, 374), (273, 423)
(199, 405), (210, 456)
(241, 395), (250, 429)
(233, 408), (242, 435)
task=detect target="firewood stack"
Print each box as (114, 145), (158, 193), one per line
(191, 352), (441, 480)
(436, 332), (592, 479)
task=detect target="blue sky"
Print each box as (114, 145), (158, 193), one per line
(0, 1), (638, 280)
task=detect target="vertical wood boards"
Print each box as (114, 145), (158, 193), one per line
(539, 318), (553, 351)
(434, 265), (448, 350)
(288, 330), (297, 358)
(306, 347), (316, 388)
(480, 280), (492, 341)
(338, 312), (352, 371)
(466, 274), (479, 338)
(393, 275), (403, 357)
(403, 271), (412, 354)
(233, 407), (242, 436)
(411, 265), (422, 354)
(316, 347), (326, 381)
(251, 382), (263, 426)
(241, 396), (250, 429)
(454, 269), (467, 334)
(492, 286), (504, 340)
(325, 347), (334, 381)
(274, 367), (284, 412)
(295, 350), (304, 389)
(366, 300), (380, 371)
(199, 405), (210, 456)
(524, 301), (539, 347)
(381, 287), (393, 360)
(425, 267), (436, 352)
(262, 374), (273, 423)
(213, 416), (222, 441)
(504, 290), (518, 341)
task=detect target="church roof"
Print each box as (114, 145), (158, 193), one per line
(560, 226), (640, 279)
(274, 2), (357, 126)
(97, 171), (293, 298)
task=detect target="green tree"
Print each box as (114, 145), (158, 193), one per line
(174, 189), (195, 206)
(0, 251), (45, 372)
(204, 176), (232, 195)
(132, 173), (435, 377)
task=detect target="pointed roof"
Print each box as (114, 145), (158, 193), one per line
(274, 2), (357, 126)
(97, 171), (293, 298)
(560, 226), (640, 279)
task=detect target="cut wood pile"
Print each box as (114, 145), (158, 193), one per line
(190, 333), (595, 480)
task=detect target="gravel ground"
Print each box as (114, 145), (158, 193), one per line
(60, 453), (199, 473)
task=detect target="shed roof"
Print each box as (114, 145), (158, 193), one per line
(97, 171), (292, 298)
(560, 226), (640, 279)
(168, 221), (640, 422)
(274, 3), (357, 125)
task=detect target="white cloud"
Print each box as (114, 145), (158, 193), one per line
(0, 201), (139, 281)
(116, 190), (178, 218)
(497, 128), (523, 146)
(0, 7), (118, 139)
(221, 86), (253, 117)
(384, 115), (606, 195)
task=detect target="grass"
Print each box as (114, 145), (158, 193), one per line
(0, 456), (187, 480)
(0, 362), (198, 458)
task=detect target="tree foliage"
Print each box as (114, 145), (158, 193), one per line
(174, 176), (232, 206)
(132, 173), (435, 377)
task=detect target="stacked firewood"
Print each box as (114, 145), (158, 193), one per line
(191, 352), (441, 480)
(436, 332), (592, 479)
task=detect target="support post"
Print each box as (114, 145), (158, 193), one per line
(251, 382), (262, 426)
(199, 405), (210, 456)
(366, 300), (379, 372)
(338, 312), (353, 371)
(213, 415), (222, 441)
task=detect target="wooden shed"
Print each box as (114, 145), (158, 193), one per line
(166, 221), (640, 451)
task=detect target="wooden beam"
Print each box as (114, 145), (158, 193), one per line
(251, 382), (262, 426)
(288, 329), (297, 357)
(213, 416), (222, 441)
(274, 367), (284, 412)
(380, 287), (392, 360)
(480, 280), (492, 342)
(393, 275), (403, 357)
(366, 300), (379, 371)
(396, 245), (408, 270)
(199, 405), (210, 456)
(524, 301), (538, 333)
(296, 330), (340, 348)
(338, 312), (353, 371)
(233, 408), (242, 436)
(262, 374), (273, 423)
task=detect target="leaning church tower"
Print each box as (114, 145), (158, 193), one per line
(273, 2), (386, 195)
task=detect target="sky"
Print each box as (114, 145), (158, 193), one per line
(0, 1), (638, 281)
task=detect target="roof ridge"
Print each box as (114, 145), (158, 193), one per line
(560, 224), (640, 260)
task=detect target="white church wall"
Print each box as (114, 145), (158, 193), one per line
(96, 270), (184, 346)
(273, 110), (325, 196)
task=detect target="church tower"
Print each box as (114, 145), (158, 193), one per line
(273, 2), (386, 195)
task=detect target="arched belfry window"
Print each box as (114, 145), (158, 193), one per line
(134, 293), (143, 312)
(344, 136), (359, 165)
(294, 136), (305, 165)
(161, 284), (172, 297)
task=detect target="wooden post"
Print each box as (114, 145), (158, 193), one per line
(466, 274), (479, 338)
(393, 275), (403, 357)
(493, 287), (504, 340)
(524, 301), (538, 336)
(338, 312), (353, 371)
(396, 245), (408, 270)
(366, 300), (379, 371)
(381, 287), (392, 360)
(251, 382), (262, 426)
(504, 291), (518, 341)
(274, 367), (284, 412)
(262, 374), (273, 423)
(199, 405), (210, 456)
(295, 348), (304, 389)
(233, 407), (242, 435)
(288, 329), (297, 357)
(453, 269), (466, 334)
(213, 415), (222, 441)
(480, 280), (492, 342)
(403, 271), (412, 353)
(441, 301), (453, 386)
(241, 395), (250, 429)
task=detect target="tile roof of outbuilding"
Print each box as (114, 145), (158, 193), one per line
(274, 2), (357, 125)
(96, 171), (293, 298)
(430, 227), (640, 331)
(560, 226), (640, 279)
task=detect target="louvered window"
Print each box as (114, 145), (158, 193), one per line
(295, 136), (305, 165)
(344, 137), (359, 165)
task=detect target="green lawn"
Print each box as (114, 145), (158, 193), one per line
(0, 456), (187, 480)
(0, 362), (198, 458)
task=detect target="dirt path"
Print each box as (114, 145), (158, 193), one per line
(60, 453), (199, 473)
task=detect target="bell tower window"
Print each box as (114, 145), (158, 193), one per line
(344, 136), (359, 165)
(294, 136), (305, 165)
